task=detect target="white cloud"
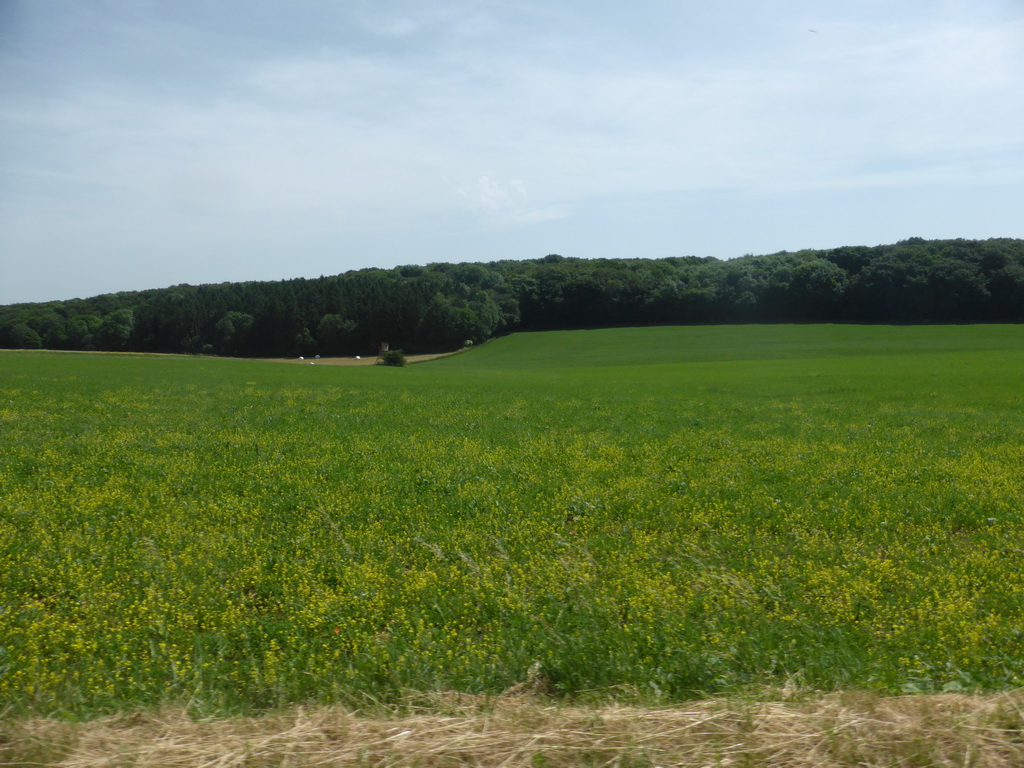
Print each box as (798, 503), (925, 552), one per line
(24, 6), (1024, 210)
(1, 0), (1023, 303)
(455, 176), (567, 228)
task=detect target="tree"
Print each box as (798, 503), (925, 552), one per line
(4, 238), (1024, 354)
(926, 261), (988, 320)
(790, 259), (849, 320)
(294, 327), (317, 356)
(9, 323), (42, 349)
(34, 311), (69, 349)
(989, 264), (1024, 320)
(317, 314), (358, 355)
(97, 309), (135, 350)
(66, 315), (101, 350)
(417, 295), (460, 348)
(214, 311), (254, 355)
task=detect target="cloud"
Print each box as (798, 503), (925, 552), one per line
(2, 0), (1023, 303)
(456, 176), (567, 228)
(15, 5), (1022, 217)
(351, 3), (497, 42)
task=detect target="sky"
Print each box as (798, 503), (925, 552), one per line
(2, 0), (1023, 305)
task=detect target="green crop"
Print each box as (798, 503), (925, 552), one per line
(2, 325), (1024, 716)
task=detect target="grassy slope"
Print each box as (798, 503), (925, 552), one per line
(437, 324), (1024, 367)
(430, 324), (1024, 420)
(2, 326), (1024, 717)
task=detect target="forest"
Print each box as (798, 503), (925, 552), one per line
(2, 237), (1023, 357)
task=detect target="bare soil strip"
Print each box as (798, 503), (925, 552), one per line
(5, 691), (1024, 767)
(261, 350), (464, 366)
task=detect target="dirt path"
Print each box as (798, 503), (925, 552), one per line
(260, 350), (464, 366)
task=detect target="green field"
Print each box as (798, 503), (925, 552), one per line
(3, 325), (1024, 717)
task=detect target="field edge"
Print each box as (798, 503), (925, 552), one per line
(5, 690), (1024, 768)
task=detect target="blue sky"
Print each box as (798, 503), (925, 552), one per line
(2, 0), (1023, 304)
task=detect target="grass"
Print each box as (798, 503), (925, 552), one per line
(6, 690), (1024, 767)
(2, 325), (1024, 720)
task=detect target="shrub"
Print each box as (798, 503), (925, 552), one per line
(380, 349), (406, 367)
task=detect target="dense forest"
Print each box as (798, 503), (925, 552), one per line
(3, 237), (1024, 357)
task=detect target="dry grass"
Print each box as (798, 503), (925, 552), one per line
(261, 350), (465, 366)
(4, 690), (1024, 768)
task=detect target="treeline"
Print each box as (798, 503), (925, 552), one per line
(3, 237), (1024, 356)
